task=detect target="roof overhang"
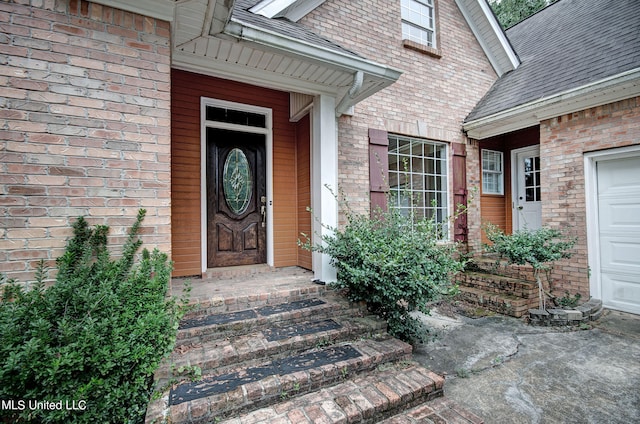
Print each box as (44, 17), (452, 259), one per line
(455, 0), (519, 77)
(167, 0), (402, 116)
(463, 68), (640, 140)
(93, 1), (402, 115)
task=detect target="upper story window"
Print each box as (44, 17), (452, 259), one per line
(482, 149), (504, 195)
(388, 134), (449, 238)
(401, 0), (436, 48)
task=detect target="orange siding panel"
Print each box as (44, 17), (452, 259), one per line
(296, 115), (312, 270)
(480, 195), (507, 245)
(171, 69), (299, 276)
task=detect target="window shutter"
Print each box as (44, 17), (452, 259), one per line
(369, 128), (389, 217)
(452, 143), (467, 242)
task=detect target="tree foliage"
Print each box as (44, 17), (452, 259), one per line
(489, 0), (554, 29)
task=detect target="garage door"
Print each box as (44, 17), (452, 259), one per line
(597, 156), (640, 314)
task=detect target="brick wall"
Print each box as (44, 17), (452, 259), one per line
(0, 0), (171, 282)
(540, 97), (640, 298)
(465, 139), (482, 252)
(300, 0), (497, 219)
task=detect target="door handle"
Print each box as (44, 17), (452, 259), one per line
(261, 205), (266, 227)
(517, 206), (524, 210)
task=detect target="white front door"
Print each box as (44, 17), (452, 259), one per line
(513, 146), (542, 231)
(596, 155), (640, 314)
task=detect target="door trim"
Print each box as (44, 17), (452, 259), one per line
(510, 145), (541, 232)
(584, 144), (640, 307)
(200, 97), (274, 273)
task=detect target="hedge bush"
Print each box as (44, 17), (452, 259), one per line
(302, 200), (462, 343)
(0, 210), (185, 423)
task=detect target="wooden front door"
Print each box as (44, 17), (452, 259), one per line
(207, 128), (266, 267)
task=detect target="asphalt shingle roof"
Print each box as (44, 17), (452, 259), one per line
(466, 0), (640, 122)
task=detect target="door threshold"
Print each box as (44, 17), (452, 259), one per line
(202, 264), (273, 280)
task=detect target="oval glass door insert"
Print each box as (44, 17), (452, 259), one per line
(223, 148), (252, 215)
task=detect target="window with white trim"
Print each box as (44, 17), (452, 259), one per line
(388, 134), (449, 237)
(401, 0), (436, 48)
(482, 149), (504, 195)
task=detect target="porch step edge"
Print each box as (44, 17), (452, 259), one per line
(155, 315), (388, 384)
(146, 338), (413, 424)
(455, 271), (538, 299)
(381, 397), (484, 424)
(219, 364), (445, 424)
(175, 297), (368, 346)
(456, 286), (535, 318)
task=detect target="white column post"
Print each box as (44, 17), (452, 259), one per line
(311, 94), (338, 283)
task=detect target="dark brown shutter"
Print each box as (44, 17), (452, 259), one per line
(369, 128), (389, 216)
(452, 143), (468, 243)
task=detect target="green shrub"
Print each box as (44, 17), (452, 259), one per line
(484, 223), (576, 309)
(0, 210), (186, 424)
(302, 200), (462, 344)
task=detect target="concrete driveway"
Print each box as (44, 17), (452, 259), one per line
(413, 307), (640, 424)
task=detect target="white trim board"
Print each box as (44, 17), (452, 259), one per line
(584, 145), (640, 310)
(200, 97), (275, 273)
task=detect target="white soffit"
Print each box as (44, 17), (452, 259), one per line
(171, 0), (402, 113)
(463, 68), (640, 139)
(250, 0), (327, 22)
(455, 0), (519, 77)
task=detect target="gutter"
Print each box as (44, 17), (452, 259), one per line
(224, 18), (403, 83)
(463, 68), (640, 140)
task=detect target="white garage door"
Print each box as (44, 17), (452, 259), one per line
(597, 156), (640, 314)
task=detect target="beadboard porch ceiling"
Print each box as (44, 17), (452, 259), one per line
(171, 0), (403, 115)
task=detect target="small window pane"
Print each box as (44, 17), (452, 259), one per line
(526, 188), (535, 201)
(206, 106), (266, 128)
(481, 149), (504, 195)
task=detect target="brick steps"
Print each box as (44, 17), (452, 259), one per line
(470, 256), (537, 283)
(457, 271), (537, 299)
(219, 363), (444, 424)
(454, 256), (542, 318)
(456, 286), (532, 318)
(380, 397), (484, 424)
(176, 295), (367, 347)
(154, 338), (413, 423)
(146, 281), (483, 424)
(156, 315), (388, 385)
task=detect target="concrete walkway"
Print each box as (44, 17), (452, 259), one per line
(414, 307), (640, 424)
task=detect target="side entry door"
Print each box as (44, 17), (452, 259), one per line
(514, 146), (542, 231)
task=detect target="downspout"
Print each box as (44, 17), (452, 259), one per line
(335, 70), (364, 117)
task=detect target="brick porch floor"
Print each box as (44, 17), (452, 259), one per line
(170, 266), (321, 309)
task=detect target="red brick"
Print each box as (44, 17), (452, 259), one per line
(303, 404), (331, 424)
(286, 408), (310, 423)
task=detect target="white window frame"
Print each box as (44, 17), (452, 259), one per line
(388, 134), (449, 238)
(401, 0), (437, 48)
(481, 149), (504, 195)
